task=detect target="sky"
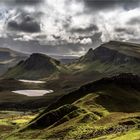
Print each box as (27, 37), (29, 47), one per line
(0, 0), (140, 55)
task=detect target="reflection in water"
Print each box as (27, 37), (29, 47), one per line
(19, 79), (46, 84)
(12, 90), (53, 97)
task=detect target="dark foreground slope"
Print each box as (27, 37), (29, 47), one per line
(7, 73), (140, 140)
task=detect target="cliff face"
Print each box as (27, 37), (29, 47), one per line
(80, 41), (140, 64)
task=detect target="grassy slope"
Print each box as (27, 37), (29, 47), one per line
(103, 41), (140, 59)
(6, 74), (140, 139)
(0, 111), (37, 139)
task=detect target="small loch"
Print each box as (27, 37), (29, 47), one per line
(19, 79), (46, 84)
(12, 90), (54, 97)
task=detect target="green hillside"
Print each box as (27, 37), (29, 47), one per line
(1, 41), (140, 140)
(6, 73), (140, 140)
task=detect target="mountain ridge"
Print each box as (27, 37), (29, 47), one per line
(0, 47), (27, 75)
(102, 40), (140, 59)
(3, 40), (140, 86)
(79, 41), (140, 63)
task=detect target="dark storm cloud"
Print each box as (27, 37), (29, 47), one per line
(53, 35), (61, 40)
(115, 27), (135, 35)
(7, 14), (41, 33)
(83, 0), (140, 10)
(1, 0), (140, 55)
(71, 24), (98, 33)
(115, 28), (127, 33)
(0, 0), (44, 6)
(127, 17), (140, 25)
(15, 0), (44, 5)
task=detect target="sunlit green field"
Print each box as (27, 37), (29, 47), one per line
(0, 111), (37, 139)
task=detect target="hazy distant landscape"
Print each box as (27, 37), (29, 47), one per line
(0, 0), (140, 140)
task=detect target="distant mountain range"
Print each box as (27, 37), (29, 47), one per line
(3, 40), (140, 91)
(0, 48), (27, 76)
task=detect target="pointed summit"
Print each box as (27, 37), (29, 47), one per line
(23, 53), (60, 70)
(3, 53), (61, 79)
(86, 48), (94, 57)
(79, 48), (95, 62)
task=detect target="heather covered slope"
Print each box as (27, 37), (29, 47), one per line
(7, 73), (140, 139)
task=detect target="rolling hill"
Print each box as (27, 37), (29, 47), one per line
(3, 53), (65, 80)
(0, 48), (27, 76)
(7, 73), (140, 139)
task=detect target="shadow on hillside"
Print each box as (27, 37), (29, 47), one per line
(95, 94), (140, 112)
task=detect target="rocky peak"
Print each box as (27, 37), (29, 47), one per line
(79, 48), (95, 62)
(86, 48), (94, 56)
(21, 53), (60, 71)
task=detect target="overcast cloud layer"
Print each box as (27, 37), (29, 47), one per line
(0, 0), (140, 55)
